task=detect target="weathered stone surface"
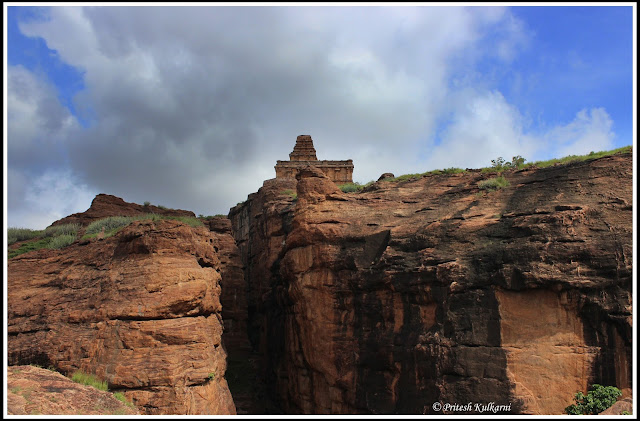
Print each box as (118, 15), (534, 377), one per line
(377, 173), (395, 181)
(230, 152), (633, 415)
(8, 217), (236, 415)
(7, 365), (140, 415)
(599, 397), (633, 415)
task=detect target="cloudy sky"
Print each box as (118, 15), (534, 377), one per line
(4, 4), (635, 229)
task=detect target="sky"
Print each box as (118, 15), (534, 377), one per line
(4, 3), (636, 229)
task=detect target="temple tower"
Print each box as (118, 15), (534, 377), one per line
(289, 135), (318, 161)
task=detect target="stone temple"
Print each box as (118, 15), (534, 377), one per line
(275, 135), (354, 184)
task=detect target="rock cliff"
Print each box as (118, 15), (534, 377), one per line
(229, 152), (633, 414)
(7, 216), (236, 414)
(7, 151), (633, 415)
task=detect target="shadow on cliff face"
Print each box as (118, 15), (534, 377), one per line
(226, 153), (632, 415)
(478, 154), (633, 412)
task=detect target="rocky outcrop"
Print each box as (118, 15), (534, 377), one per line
(599, 397), (633, 415)
(7, 365), (140, 415)
(7, 217), (236, 415)
(50, 193), (195, 228)
(230, 152), (633, 415)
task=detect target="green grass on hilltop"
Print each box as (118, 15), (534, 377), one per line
(8, 214), (204, 259)
(380, 146), (632, 183)
(523, 145), (632, 169)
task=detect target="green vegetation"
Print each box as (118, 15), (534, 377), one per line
(8, 237), (53, 259)
(48, 234), (77, 250)
(198, 214), (227, 219)
(208, 372), (216, 380)
(384, 167), (467, 183)
(281, 189), (298, 200)
(478, 176), (510, 191)
(338, 182), (364, 192)
(85, 216), (137, 237)
(9, 213), (204, 259)
(165, 215), (204, 228)
(43, 223), (81, 238)
(113, 392), (134, 408)
(82, 213), (204, 241)
(71, 371), (108, 391)
(8, 227), (43, 245)
(565, 384), (622, 415)
(525, 145), (631, 169)
(483, 155), (527, 173)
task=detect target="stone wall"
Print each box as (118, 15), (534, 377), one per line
(275, 160), (354, 184)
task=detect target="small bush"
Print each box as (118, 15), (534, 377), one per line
(441, 167), (466, 174)
(48, 234), (76, 249)
(338, 183), (363, 193)
(488, 156), (527, 172)
(85, 216), (137, 236)
(7, 228), (43, 245)
(71, 371), (108, 391)
(478, 176), (510, 191)
(565, 384), (622, 415)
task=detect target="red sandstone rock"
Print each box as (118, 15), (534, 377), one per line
(8, 218), (236, 415)
(599, 397), (633, 415)
(7, 365), (140, 415)
(230, 152), (633, 415)
(50, 193), (195, 228)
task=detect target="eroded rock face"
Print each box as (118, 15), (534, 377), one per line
(7, 365), (140, 415)
(8, 218), (236, 415)
(230, 153), (633, 415)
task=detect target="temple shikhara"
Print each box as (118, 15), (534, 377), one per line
(275, 135), (354, 184)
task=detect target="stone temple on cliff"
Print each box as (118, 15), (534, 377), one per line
(275, 135), (354, 184)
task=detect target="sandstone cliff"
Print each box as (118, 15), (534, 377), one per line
(229, 152), (633, 414)
(8, 216), (236, 414)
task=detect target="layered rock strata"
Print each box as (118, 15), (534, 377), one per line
(230, 153), (633, 415)
(7, 218), (236, 415)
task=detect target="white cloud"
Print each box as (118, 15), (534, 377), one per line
(7, 6), (617, 227)
(546, 108), (615, 157)
(9, 169), (95, 230)
(422, 89), (615, 170)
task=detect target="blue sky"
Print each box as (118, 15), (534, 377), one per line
(4, 4), (636, 229)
